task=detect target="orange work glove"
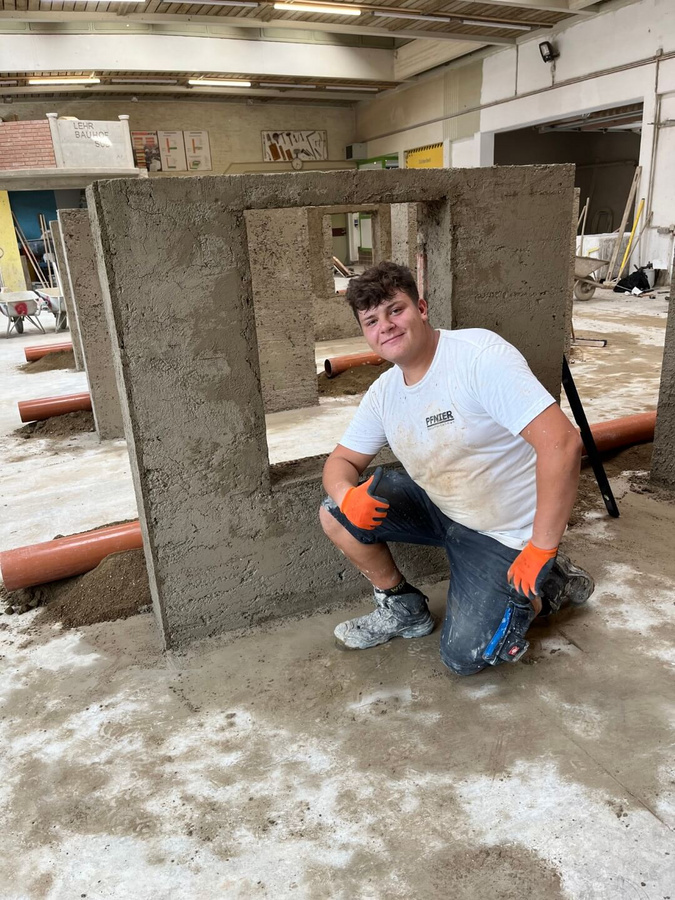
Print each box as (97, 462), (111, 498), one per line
(340, 473), (390, 531)
(507, 541), (558, 602)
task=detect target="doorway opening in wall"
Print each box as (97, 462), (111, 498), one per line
(494, 104), (643, 271)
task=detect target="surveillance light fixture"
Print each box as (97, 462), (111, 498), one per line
(28, 77), (101, 85)
(188, 79), (252, 87)
(539, 40), (559, 62)
(372, 10), (455, 23)
(462, 19), (531, 31)
(273, 2), (361, 16)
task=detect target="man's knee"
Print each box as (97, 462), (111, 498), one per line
(440, 651), (488, 677)
(319, 500), (344, 542)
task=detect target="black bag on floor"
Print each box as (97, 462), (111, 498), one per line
(614, 267), (650, 294)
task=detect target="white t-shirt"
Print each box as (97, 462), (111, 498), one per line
(339, 329), (556, 550)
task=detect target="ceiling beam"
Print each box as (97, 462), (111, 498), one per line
(0, 83), (366, 100)
(0, 11), (517, 43)
(451, 0), (596, 14)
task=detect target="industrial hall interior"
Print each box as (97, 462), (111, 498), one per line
(1, 0), (675, 896)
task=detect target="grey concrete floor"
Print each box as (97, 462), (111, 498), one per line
(1, 293), (674, 898)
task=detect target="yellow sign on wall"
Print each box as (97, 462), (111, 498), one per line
(405, 143), (444, 169)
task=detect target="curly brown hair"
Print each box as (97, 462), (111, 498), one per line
(346, 261), (419, 322)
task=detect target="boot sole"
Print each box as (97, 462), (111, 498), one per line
(334, 616), (435, 651)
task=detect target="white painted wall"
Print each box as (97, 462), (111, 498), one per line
(477, 0), (675, 270)
(355, 0), (675, 272)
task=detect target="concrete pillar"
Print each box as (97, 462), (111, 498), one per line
(50, 219), (85, 371)
(246, 207), (318, 413)
(87, 174), (447, 648)
(58, 208), (124, 440)
(651, 251), (675, 488)
(390, 203), (418, 271)
(371, 203), (392, 263)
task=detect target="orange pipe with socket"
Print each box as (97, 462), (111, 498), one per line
(585, 411), (656, 454)
(24, 342), (73, 363)
(18, 392), (92, 423)
(324, 352), (384, 378)
(0, 413), (659, 593)
(0, 522), (143, 592)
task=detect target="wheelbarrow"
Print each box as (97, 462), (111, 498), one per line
(574, 255), (609, 301)
(0, 291), (46, 337)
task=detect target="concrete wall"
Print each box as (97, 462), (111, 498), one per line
(651, 251), (675, 488)
(494, 130), (642, 236)
(50, 219), (85, 371)
(246, 207), (318, 413)
(88, 167), (574, 648)
(0, 98), (356, 177)
(58, 208), (124, 440)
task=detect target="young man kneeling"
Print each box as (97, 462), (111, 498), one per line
(320, 262), (593, 675)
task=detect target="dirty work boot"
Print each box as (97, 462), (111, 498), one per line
(334, 581), (435, 650)
(539, 553), (595, 616)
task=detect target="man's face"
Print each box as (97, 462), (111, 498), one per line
(357, 290), (430, 365)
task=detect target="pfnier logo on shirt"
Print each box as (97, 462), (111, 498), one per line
(426, 410), (455, 429)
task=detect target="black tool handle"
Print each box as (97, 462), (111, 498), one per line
(562, 355), (620, 518)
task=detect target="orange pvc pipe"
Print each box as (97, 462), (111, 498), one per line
(0, 522), (143, 592)
(587, 411), (656, 454)
(18, 392), (92, 423)
(324, 352), (384, 378)
(0, 414), (658, 593)
(25, 342), (73, 362)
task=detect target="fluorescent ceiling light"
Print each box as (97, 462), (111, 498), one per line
(462, 19), (531, 31)
(372, 10), (454, 23)
(111, 78), (179, 84)
(162, 0), (258, 5)
(259, 82), (316, 89)
(188, 79), (252, 87)
(0, 80), (18, 86)
(324, 85), (378, 92)
(273, 3), (361, 16)
(28, 77), (101, 85)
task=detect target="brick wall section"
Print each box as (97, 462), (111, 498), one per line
(0, 120), (56, 169)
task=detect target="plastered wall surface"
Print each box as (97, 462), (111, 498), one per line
(246, 207), (318, 413)
(651, 253), (675, 488)
(58, 208), (124, 440)
(0, 98), (355, 176)
(50, 219), (85, 372)
(88, 167), (574, 648)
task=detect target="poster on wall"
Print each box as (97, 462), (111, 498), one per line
(131, 131), (162, 171)
(158, 131), (187, 171)
(261, 130), (327, 162)
(183, 131), (212, 171)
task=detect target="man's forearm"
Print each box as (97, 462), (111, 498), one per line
(531, 438), (582, 550)
(322, 456), (361, 507)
